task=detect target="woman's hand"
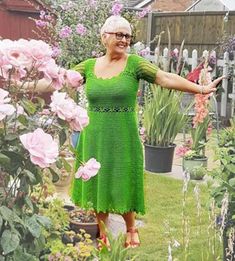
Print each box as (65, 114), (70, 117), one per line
(201, 76), (225, 94)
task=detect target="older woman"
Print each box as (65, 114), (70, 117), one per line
(70, 15), (223, 248)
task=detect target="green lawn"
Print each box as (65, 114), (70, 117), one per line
(129, 172), (222, 261)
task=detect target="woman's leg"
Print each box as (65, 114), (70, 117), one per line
(96, 212), (109, 237)
(122, 211), (140, 247)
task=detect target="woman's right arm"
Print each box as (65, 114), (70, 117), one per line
(24, 78), (54, 93)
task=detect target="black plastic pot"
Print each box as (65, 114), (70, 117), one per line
(144, 143), (176, 173)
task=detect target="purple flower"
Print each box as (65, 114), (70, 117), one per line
(59, 26), (72, 38)
(39, 10), (46, 20)
(76, 24), (87, 36)
(111, 1), (123, 16)
(137, 7), (150, 18)
(35, 20), (47, 27)
(52, 46), (61, 58)
(45, 15), (52, 21)
(138, 47), (150, 57)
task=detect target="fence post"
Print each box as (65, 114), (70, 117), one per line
(210, 50), (217, 78)
(183, 49), (189, 63)
(146, 12), (153, 48)
(192, 49), (198, 71)
(221, 51), (229, 117)
(163, 47), (169, 72)
(154, 46), (160, 65)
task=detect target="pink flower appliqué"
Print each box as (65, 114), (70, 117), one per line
(20, 128), (59, 168)
(75, 158), (101, 181)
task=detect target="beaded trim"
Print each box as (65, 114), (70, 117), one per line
(88, 106), (135, 113)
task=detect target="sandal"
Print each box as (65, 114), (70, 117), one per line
(97, 234), (111, 250)
(125, 228), (140, 248)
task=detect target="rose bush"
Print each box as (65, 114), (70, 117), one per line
(0, 39), (100, 259)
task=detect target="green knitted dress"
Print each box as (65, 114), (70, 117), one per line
(71, 54), (158, 214)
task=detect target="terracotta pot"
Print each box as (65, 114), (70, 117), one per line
(69, 220), (99, 240)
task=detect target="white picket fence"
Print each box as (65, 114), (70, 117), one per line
(147, 48), (235, 118)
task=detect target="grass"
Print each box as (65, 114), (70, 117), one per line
(128, 172), (222, 261)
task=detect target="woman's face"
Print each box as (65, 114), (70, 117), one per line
(103, 27), (132, 55)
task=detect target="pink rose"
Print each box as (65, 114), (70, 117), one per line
(50, 91), (77, 120)
(28, 39), (52, 63)
(0, 88), (15, 120)
(75, 158), (101, 181)
(3, 39), (32, 69)
(66, 70), (83, 91)
(20, 128), (59, 168)
(68, 106), (89, 131)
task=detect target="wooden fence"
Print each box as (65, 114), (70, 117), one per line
(145, 47), (235, 118)
(136, 11), (235, 55)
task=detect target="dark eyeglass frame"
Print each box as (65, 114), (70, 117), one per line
(105, 32), (132, 41)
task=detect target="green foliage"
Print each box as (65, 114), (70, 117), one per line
(41, 198), (70, 234)
(143, 84), (189, 146)
(210, 117), (235, 221)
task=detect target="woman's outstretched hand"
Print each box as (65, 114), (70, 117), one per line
(201, 76), (225, 94)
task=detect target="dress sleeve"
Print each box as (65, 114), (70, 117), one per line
(136, 55), (158, 83)
(72, 60), (86, 78)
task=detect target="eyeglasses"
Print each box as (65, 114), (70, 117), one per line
(105, 32), (132, 41)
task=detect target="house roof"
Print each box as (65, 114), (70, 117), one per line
(186, 0), (235, 11)
(127, 0), (193, 12)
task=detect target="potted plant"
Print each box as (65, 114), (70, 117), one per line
(67, 203), (99, 240)
(143, 84), (189, 173)
(177, 61), (213, 178)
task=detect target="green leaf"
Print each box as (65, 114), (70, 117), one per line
(25, 215), (41, 238)
(4, 134), (18, 142)
(229, 178), (235, 187)
(0, 216), (3, 231)
(61, 157), (72, 173)
(59, 129), (67, 147)
(22, 169), (37, 184)
(35, 97), (45, 109)
(56, 159), (63, 169)
(21, 99), (37, 115)
(36, 215), (51, 230)
(1, 229), (20, 254)
(1, 151), (24, 174)
(0, 206), (14, 221)
(227, 164), (235, 174)
(49, 167), (60, 183)
(0, 255), (4, 261)
(24, 196), (34, 211)
(13, 249), (38, 261)
(18, 114), (28, 126)
(0, 153), (10, 166)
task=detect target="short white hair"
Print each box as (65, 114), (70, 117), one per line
(100, 16), (132, 35)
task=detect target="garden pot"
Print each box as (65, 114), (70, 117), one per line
(182, 157), (208, 180)
(144, 143), (176, 173)
(70, 220), (99, 240)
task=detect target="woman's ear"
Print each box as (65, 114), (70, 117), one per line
(101, 33), (107, 47)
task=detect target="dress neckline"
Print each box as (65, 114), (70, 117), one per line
(92, 54), (131, 80)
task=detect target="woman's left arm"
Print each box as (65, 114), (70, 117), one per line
(155, 69), (224, 94)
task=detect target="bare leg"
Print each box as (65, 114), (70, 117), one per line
(95, 212), (109, 237)
(122, 211), (135, 230)
(122, 211), (140, 247)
